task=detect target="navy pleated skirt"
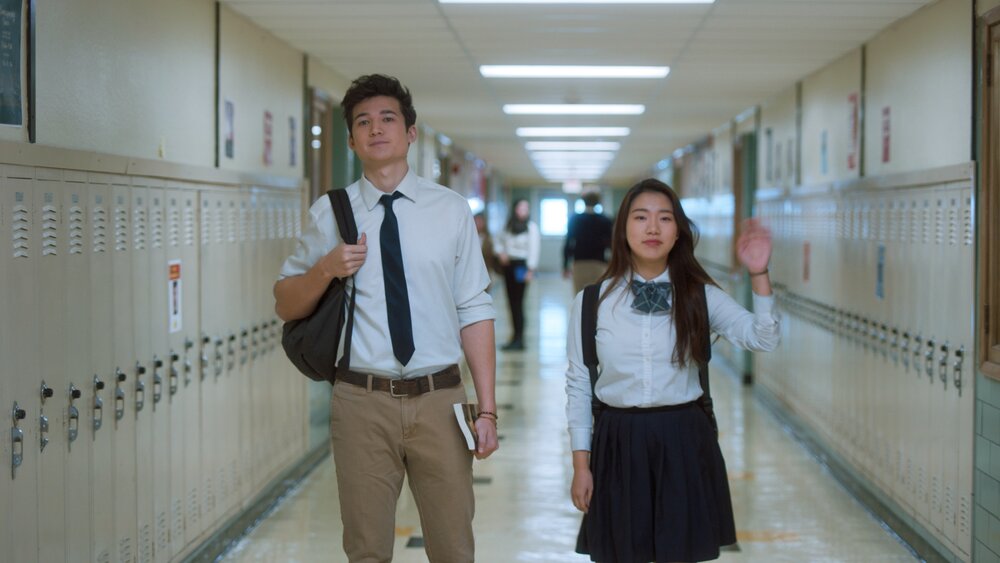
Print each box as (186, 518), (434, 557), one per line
(575, 402), (737, 563)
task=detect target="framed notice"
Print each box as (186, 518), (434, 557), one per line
(168, 260), (182, 333)
(0, 0), (22, 126)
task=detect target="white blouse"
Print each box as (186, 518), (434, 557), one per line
(493, 222), (541, 271)
(565, 270), (780, 451)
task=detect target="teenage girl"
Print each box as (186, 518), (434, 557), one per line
(565, 178), (780, 563)
(494, 198), (541, 350)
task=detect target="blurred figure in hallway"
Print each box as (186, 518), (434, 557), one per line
(494, 198), (540, 351)
(563, 191), (612, 294)
(475, 211), (499, 292)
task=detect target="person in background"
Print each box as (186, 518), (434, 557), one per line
(273, 74), (499, 563)
(494, 198), (540, 351)
(563, 191), (613, 294)
(565, 178), (779, 563)
(475, 211), (499, 291)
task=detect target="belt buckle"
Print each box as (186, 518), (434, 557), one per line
(389, 379), (407, 398)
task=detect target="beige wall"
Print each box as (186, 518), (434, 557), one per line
(218, 5), (303, 177)
(865, 0), (971, 175)
(17, 0), (216, 166)
(800, 49), (862, 187)
(758, 86), (798, 191)
(980, 0), (1000, 16)
(307, 58), (351, 104)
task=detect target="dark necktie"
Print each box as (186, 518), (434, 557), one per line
(379, 192), (415, 365)
(630, 280), (672, 314)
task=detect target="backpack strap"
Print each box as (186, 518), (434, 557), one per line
(581, 283), (604, 417)
(328, 189), (358, 370)
(696, 284), (719, 437)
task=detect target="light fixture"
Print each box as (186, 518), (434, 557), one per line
(504, 104), (644, 115)
(525, 141), (621, 151)
(450, 0), (710, 4)
(531, 151), (616, 161)
(482, 65), (669, 79)
(517, 127), (630, 137)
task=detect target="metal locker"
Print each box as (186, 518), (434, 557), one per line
(4, 172), (41, 563)
(199, 189), (225, 530)
(249, 194), (270, 493)
(164, 187), (188, 558)
(110, 182), (139, 563)
(147, 184), (173, 563)
(87, 177), (116, 563)
(63, 175), (94, 563)
(180, 188), (203, 547)
(221, 192), (241, 518)
(34, 172), (69, 563)
(130, 181), (155, 563)
(236, 192), (253, 504)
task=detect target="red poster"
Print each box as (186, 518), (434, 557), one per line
(881, 106), (891, 163)
(803, 241), (811, 282)
(263, 111), (273, 166)
(847, 93), (859, 170)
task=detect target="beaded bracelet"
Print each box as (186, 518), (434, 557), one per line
(477, 411), (498, 422)
(749, 268), (769, 277)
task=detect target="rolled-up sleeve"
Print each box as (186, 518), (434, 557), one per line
(707, 285), (781, 352)
(566, 291), (595, 451)
(453, 207), (495, 328)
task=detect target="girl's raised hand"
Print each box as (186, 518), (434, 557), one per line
(736, 218), (772, 274)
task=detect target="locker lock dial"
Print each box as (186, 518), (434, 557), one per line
(93, 375), (105, 432)
(114, 368), (127, 421)
(924, 339), (936, 380)
(938, 343), (950, 388)
(39, 381), (52, 452)
(68, 384), (81, 444)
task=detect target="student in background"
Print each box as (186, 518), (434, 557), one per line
(563, 191), (613, 294)
(475, 211), (499, 291)
(494, 198), (540, 351)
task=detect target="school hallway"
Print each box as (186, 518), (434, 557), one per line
(220, 275), (917, 563)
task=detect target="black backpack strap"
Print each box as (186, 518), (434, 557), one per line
(696, 283), (719, 437)
(581, 283), (604, 417)
(329, 189), (358, 370)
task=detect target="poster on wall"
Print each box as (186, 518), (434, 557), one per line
(168, 260), (183, 333)
(0, 0), (22, 126)
(289, 116), (296, 166)
(881, 106), (891, 163)
(263, 110), (273, 166)
(224, 100), (234, 158)
(847, 93), (859, 170)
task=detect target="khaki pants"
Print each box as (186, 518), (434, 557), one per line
(330, 380), (474, 563)
(572, 260), (607, 294)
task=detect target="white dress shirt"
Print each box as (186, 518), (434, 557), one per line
(565, 270), (780, 451)
(280, 170), (495, 378)
(494, 222), (541, 271)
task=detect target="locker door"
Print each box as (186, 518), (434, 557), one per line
(249, 194), (268, 494)
(35, 172), (68, 563)
(954, 189), (974, 555)
(237, 194), (253, 504)
(88, 178), (116, 563)
(180, 189), (202, 546)
(2, 173), (40, 563)
(110, 182), (138, 563)
(221, 193), (240, 518)
(164, 187), (187, 557)
(131, 182), (155, 563)
(147, 185), (172, 563)
(63, 177), (94, 563)
(199, 190), (224, 530)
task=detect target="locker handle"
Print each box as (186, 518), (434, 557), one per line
(116, 368), (127, 383)
(169, 364), (179, 395)
(40, 414), (49, 452)
(41, 382), (54, 401)
(135, 379), (146, 412)
(115, 387), (126, 421)
(93, 396), (104, 432)
(924, 339), (935, 380)
(953, 347), (965, 395)
(11, 402), (25, 479)
(68, 404), (79, 444)
(938, 343), (949, 387)
(94, 375), (105, 391)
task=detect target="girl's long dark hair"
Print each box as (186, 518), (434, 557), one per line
(505, 198), (529, 234)
(598, 178), (717, 367)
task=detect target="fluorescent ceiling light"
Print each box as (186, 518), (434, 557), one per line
(525, 141), (621, 151)
(504, 104), (644, 115)
(531, 151), (616, 161)
(517, 127), (630, 137)
(481, 65), (669, 79)
(449, 0), (710, 4)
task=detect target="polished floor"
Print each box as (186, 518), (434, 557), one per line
(223, 275), (917, 562)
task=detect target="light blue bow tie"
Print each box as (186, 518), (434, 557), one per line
(630, 280), (672, 314)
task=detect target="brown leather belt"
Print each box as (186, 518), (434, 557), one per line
(337, 365), (461, 397)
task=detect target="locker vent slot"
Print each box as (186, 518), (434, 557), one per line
(934, 200), (944, 245)
(183, 206), (195, 246)
(294, 209), (302, 238)
(921, 202), (931, 245)
(91, 205), (107, 253)
(11, 204), (30, 258)
(156, 510), (168, 550)
(41, 204), (59, 256)
(948, 199), (958, 246)
(214, 206), (224, 244)
(168, 208), (181, 248)
(201, 202), (211, 246)
(188, 488), (199, 527)
(118, 536), (132, 563)
(963, 197), (973, 246)
(133, 206), (147, 251)
(114, 206), (129, 252)
(151, 205), (164, 249)
(172, 499), (183, 543)
(239, 207), (248, 242)
(69, 206), (85, 255)
(228, 206), (239, 243)
(139, 524), (152, 562)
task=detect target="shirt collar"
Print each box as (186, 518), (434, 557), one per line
(629, 269), (671, 284)
(359, 168), (418, 211)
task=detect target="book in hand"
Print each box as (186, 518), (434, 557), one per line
(453, 403), (479, 450)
